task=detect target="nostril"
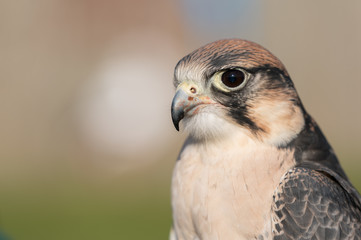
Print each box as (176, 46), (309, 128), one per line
(190, 87), (197, 94)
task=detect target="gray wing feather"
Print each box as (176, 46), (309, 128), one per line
(272, 167), (361, 240)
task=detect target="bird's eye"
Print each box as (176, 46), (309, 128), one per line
(211, 68), (249, 92)
(221, 70), (245, 88)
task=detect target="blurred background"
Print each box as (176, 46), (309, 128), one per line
(0, 1), (360, 239)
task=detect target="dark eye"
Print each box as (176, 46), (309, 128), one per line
(221, 69), (246, 88)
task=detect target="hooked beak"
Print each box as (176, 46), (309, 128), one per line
(171, 85), (214, 131)
(171, 89), (187, 131)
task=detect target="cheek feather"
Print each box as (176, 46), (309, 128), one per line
(249, 91), (305, 147)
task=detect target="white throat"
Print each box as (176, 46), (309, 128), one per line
(181, 105), (253, 144)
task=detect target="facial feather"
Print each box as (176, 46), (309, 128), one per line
(173, 39), (306, 147)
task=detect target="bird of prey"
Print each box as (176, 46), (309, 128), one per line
(170, 39), (361, 240)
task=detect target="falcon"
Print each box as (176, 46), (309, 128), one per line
(169, 39), (361, 240)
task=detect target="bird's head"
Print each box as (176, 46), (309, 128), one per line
(171, 39), (305, 146)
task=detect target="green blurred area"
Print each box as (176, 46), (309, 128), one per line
(0, 161), (174, 240)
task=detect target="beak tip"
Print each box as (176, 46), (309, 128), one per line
(171, 110), (182, 131)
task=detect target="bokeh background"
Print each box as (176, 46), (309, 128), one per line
(1, 1), (360, 239)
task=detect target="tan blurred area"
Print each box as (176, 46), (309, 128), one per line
(0, 0), (184, 174)
(0, 1), (360, 239)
